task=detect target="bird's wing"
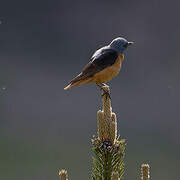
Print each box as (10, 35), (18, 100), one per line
(83, 48), (118, 75)
(70, 48), (118, 84)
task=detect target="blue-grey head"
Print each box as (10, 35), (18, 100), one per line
(109, 37), (133, 54)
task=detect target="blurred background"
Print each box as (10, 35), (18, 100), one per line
(0, 0), (180, 179)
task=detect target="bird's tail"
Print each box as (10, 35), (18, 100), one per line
(64, 73), (92, 90)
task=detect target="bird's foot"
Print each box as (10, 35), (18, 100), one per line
(97, 83), (111, 99)
(101, 89), (111, 99)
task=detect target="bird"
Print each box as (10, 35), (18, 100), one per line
(64, 37), (133, 96)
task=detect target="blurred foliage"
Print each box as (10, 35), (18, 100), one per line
(92, 137), (126, 180)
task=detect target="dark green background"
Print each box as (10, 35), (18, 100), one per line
(0, 0), (179, 179)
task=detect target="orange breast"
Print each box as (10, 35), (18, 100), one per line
(92, 54), (124, 84)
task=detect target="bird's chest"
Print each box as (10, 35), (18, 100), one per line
(110, 55), (123, 76)
(93, 54), (124, 83)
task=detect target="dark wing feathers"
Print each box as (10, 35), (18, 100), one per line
(70, 48), (118, 84)
(92, 48), (118, 69)
(82, 48), (118, 75)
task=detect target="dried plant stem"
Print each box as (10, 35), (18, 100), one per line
(59, 169), (68, 180)
(97, 85), (117, 143)
(141, 164), (150, 180)
(92, 84), (126, 180)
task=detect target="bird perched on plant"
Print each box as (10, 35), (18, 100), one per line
(64, 37), (133, 95)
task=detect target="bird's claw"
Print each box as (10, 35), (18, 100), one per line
(101, 89), (111, 100)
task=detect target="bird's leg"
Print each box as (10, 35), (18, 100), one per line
(96, 83), (111, 99)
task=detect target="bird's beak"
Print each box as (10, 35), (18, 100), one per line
(128, 42), (134, 46)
